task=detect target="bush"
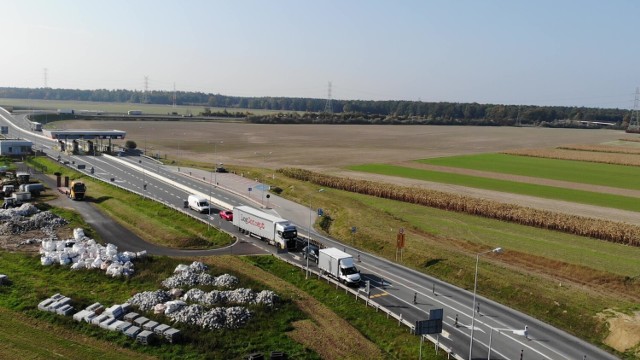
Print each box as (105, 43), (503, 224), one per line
(124, 140), (137, 150)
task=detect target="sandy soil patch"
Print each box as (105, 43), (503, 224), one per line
(601, 310), (640, 354)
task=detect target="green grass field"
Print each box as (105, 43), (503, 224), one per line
(0, 308), (155, 360)
(419, 153), (640, 190)
(347, 163), (640, 212)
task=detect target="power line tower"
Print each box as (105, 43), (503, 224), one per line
(627, 88), (640, 133)
(324, 81), (333, 114)
(142, 75), (149, 103)
(43, 68), (48, 88)
(172, 82), (177, 108)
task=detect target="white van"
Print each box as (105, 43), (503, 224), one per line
(187, 195), (210, 213)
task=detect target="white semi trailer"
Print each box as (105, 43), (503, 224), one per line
(318, 247), (361, 286)
(233, 205), (298, 250)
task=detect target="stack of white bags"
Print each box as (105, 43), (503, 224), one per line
(39, 228), (146, 277)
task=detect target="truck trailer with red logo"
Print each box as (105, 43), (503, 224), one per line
(232, 205), (298, 250)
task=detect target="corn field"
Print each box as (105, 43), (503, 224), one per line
(557, 144), (640, 155)
(278, 167), (640, 247)
(620, 138), (640, 143)
(503, 148), (640, 166)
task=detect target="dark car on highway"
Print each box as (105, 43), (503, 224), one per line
(301, 244), (319, 264)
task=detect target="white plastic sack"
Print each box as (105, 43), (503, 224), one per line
(106, 263), (123, 277)
(73, 228), (85, 241)
(41, 256), (53, 266)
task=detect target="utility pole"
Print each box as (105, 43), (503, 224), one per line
(324, 81), (333, 114)
(142, 75), (149, 103)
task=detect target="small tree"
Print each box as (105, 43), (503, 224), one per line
(124, 140), (137, 150)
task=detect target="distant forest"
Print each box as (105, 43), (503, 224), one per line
(0, 87), (632, 128)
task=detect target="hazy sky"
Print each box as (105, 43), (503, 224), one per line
(2, 1), (639, 108)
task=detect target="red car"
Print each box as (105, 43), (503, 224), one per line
(219, 210), (233, 221)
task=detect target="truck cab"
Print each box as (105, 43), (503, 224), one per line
(69, 181), (86, 200)
(275, 223), (297, 247)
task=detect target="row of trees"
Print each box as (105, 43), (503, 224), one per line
(0, 87), (631, 126)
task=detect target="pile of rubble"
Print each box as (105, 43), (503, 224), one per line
(0, 203), (67, 239)
(166, 304), (252, 330)
(182, 288), (279, 307)
(127, 262), (279, 330)
(161, 263), (239, 288)
(39, 228), (146, 277)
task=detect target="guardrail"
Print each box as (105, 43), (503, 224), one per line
(276, 255), (464, 360)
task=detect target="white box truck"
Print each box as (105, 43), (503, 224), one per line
(187, 194), (210, 213)
(318, 247), (361, 286)
(233, 205), (298, 250)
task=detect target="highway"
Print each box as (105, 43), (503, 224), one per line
(0, 107), (619, 360)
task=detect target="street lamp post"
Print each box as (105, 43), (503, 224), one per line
(305, 188), (324, 279)
(214, 141), (223, 187)
(468, 247), (503, 360)
(255, 151), (272, 207)
(209, 140), (223, 229)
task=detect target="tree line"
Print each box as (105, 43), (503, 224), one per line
(0, 87), (631, 127)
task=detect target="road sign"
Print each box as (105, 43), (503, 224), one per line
(429, 308), (443, 320)
(396, 232), (405, 249)
(415, 319), (443, 335)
